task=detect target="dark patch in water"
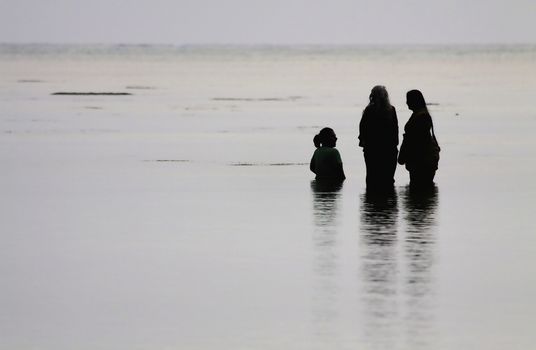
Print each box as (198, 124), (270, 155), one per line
(230, 162), (307, 167)
(213, 96), (303, 102)
(184, 106), (219, 111)
(52, 92), (132, 96)
(4, 129), (118, 135)
(231, 163), (255, 166)
(269, 162), (308, 166)
(125, 86), (156, 90)
(18, 79), (45, 83)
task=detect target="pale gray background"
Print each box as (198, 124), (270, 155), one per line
(0, 0), (535, 44)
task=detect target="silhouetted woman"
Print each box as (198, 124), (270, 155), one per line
(398, 90), (440, 187)
(358, 85), (399, 188)
(310, 127), (346, 181)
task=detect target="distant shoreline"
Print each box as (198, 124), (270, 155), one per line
(1, 42), (535, 52)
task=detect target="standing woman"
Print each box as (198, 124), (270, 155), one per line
(358, 85), (399, 188)
(398, 90), (440, 187)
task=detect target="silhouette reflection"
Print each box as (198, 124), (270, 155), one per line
(359, 185), (439, 349)
(404, 184), (439, 234)
(310, 180), (343, 343)
(359, 187), (399, 349)
(402, 184), (439, 349)
(311, 180), (344, 230)
(311, 180), (343, 278)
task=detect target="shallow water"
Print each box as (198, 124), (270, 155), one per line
(1, 44), (536, 349)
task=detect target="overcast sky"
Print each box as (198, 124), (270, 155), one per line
(1, 0), (535, 45)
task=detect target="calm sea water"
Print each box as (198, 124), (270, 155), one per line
(1, 44), (536, 349)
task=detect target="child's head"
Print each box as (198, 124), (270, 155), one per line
(314, 127), (337, 148)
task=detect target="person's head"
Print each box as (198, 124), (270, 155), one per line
(313, 127), (337, 148)
(369, 85), (391, 109)
(406, 89), (427, 111)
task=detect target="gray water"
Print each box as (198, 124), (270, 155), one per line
(1, 44), (536, 349)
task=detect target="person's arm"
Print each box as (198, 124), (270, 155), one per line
(399, 114), (414, 165)
(310, 153), (316, 174)
(338, 163), (346, 180)
(393, 107), (399, 146)
(412, 113), (432, 142)
(335, 149), (346, 180)
(358, 109), (368, 148)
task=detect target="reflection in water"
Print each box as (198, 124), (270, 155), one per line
(359, 187), (399, 349)
(310, 180), (343, 345)
(311, 180), (344, 230)
(359, 185), (439, 349)
(404, 185), (439, 233)
(402, 185), (439, 349)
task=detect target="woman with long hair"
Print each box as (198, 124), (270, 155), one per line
(358, 85), (399, 188)
(398, 89), (440, 187)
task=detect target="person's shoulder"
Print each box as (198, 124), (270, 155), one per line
(362, 105), (374, 116)
(414, 109), (430, 117)
(388, 105), (397, 117)
(329, 147), (342, 157)
(319, 147), (340, 155)
(419, 110), (432, 122)
(330, 147), (341, 154)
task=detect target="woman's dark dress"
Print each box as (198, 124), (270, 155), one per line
(359, 105), (399, 187)
(399, 109), (437, 186)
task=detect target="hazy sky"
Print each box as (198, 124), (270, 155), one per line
(1, 0), (535, 45)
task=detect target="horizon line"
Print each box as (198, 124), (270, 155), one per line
(1, 41), (536, 48)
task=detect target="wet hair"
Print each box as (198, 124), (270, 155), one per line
(368, 85), (391, 109)
(407, 89), (427, 111)
(313, 127), (336, 148)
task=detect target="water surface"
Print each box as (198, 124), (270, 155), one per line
(1, 44), (536, 349)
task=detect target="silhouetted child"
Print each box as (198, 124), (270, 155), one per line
(310, 127), (346, 181)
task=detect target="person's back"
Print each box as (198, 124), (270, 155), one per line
(310, 127), (346, 181)
(359, 105), (398, 150)
(310, 147), (345, 180)
(358, 86), (399, 188)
